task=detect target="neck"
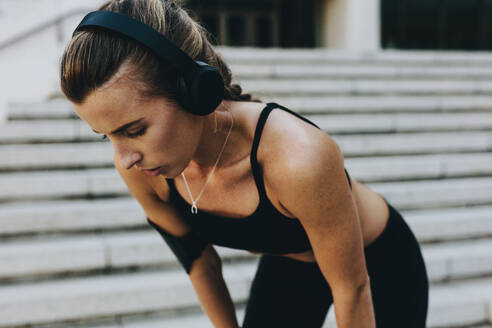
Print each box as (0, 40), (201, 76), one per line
(186, 101), (242, 178)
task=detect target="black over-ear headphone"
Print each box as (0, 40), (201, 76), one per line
(72, 10), (225, 116)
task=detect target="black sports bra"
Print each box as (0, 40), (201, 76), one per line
(165, 102), (352, 254)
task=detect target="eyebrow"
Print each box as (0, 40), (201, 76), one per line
(92, 118), (144, 135)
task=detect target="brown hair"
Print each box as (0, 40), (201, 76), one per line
(60, 0), (261, 105)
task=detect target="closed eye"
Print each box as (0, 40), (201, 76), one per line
(126, 128), (146, 138)
(98, 128), (145, 140)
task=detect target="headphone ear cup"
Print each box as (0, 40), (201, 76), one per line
(189, 61), (225, 116)
(175, 61), (225, 116)
(175, 74), (194, 114)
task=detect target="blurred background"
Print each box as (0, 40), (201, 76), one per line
(1, 0), (492, 327)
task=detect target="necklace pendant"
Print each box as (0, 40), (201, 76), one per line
(191, 203), (198, 214)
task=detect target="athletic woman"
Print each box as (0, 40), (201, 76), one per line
(59, 1), (429, 327)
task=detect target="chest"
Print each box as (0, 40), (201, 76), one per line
(154, 155), (296, 220)
(152, 161), (311, 253)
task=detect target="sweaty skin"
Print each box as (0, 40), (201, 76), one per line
(148, 101), (390, 263)
(73, 76), (389, 264)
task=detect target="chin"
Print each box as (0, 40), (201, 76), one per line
(159, 165), (179, 179)
(174, 161), (191, 177)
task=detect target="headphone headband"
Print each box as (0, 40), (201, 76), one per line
(72, 10), (225, 116)
(73, 10), (197, 78)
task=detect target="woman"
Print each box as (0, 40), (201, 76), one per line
(59, 0), (429, 327)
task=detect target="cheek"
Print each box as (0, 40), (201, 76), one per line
(146, 112), (202, 161)
(146, 118), (184, 158)
(148, 125), (173, 154)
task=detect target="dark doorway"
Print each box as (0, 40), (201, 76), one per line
(382, 0), (492, 50)
(186, 0), (316, 48)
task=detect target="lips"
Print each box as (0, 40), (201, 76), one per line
(143, 166), (162, 176)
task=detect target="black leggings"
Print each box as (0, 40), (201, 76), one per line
(242, 198), (429, 328)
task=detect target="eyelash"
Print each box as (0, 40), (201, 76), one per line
(100, 128), (146, 140)
(127, 128), (146, 138)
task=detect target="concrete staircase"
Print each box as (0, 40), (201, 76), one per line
(1, 48), (492, 327)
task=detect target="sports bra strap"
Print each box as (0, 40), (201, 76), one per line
(250, 103), (352, 195)
(249, 103), (278, 202)
(272, 103), (321, 129)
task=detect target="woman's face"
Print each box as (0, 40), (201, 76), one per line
(73, 76), (205, 178)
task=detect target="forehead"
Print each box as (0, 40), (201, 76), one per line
(73, 79), (149, 132)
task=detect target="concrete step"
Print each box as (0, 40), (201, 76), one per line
(1, 190), (491, 243)
(2, 117), (492, 152)
(54, 303), (492, 328)
(7, 96), (492, 121)
(0, 142), (113, 170)
(278, 95), (492, 114)
(103, 306), (492, 328)
(0, 169), (127, 202)
(219, 47), (492, 66)
(0, 198), (144, 236)
(0, 262), (254, 328)
(7, 99), (76, 120)
(344, 153), (492, 181)
(0, 119), (98, 144)
(0, 150), (492, 186)
(231, 63), (492, 80)
(30, 306), (245, 328)
(111, 307), (246, 328)
(1, 258), (491, 328)
(312, 112), (492, 134)
(0, 232), (250, 282)
(3, 112), (492, 146)
(242, 79), (492, 96)
(332, 131), (492, 156)
(117, 313), (219, 328)
(422, 238), (492, 282)
(369, 176), (492, 210)
(425, 276), (492, 328)
(1, 139), (492, 176)
(1, 225), (492, 284)
(1, 167), (492, 206)
(95, 270), (492, 328)
(402, 205), (492, 243)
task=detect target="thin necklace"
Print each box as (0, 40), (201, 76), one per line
(181, 103), (234, 214)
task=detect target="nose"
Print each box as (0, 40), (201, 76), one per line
(114, 143), (142, 170)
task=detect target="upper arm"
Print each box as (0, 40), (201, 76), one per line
(113, 156), (220, 273)
(266, 132), (369, 297)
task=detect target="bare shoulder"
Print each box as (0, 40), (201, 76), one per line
(256, 107), (344, 206)
(113, 155), (190, 236)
